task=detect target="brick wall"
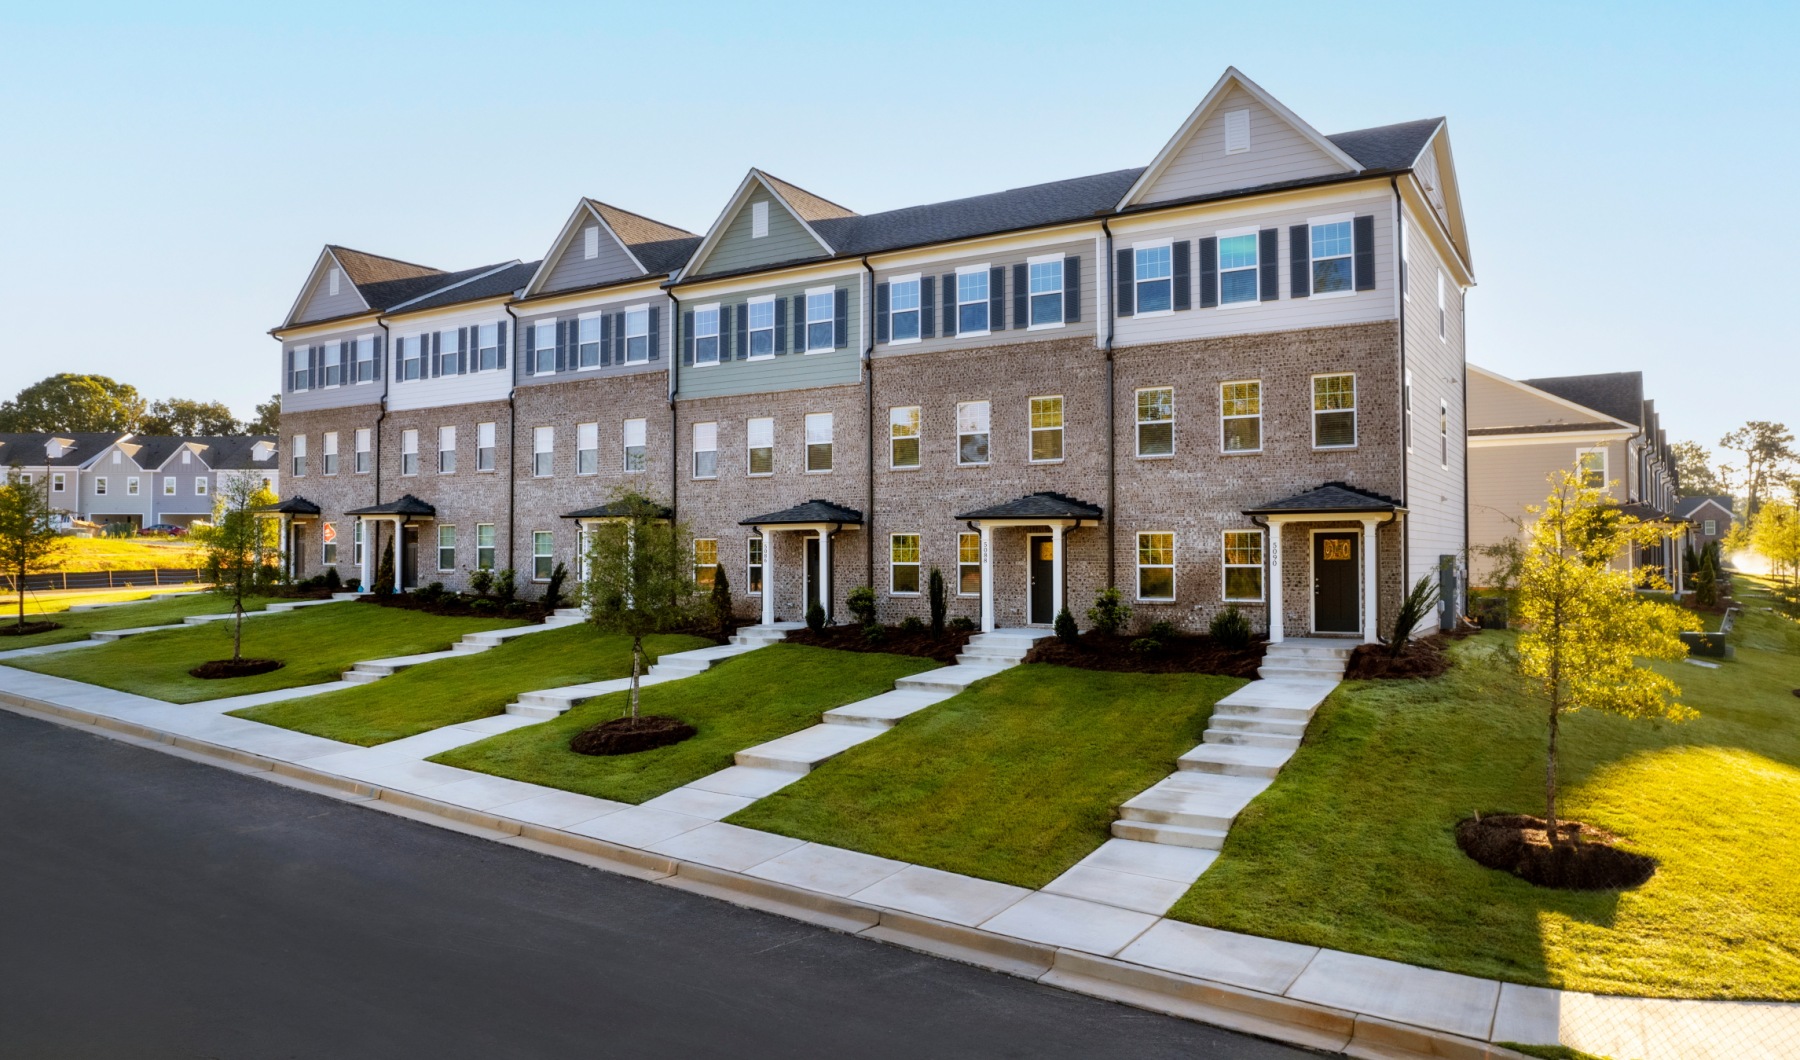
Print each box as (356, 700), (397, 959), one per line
(279, 404), (382, 582)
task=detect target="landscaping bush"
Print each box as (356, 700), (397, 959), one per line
(862, 623), (887, 644)
(708, 564), (732, 637)
(847, 585), (878, 628)
(545, 561), (569, 611)
(323, 567), (342, 592)
(927, 567), (946, 636)
(1145, 619), (1177, 641)
(494, 568), (517, 604)
(1087, 587), (1131, 635)
(1129, 636), (1163, 654)
(1386, 574), (1442, 657)
(1054, 606), (1079, 644)
(1209, 605), (1252, 649)
(415, 581), (447, 604)
(949, 616), (977, 633)
(898, 615), (925, 633)
(806, 602), (826, 632)
(469, 598), (496, 613)
(374, 541), (396, 596)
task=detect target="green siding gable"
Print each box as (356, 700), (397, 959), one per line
(694, 189), (828, 278)
(676, 277), (862, 399)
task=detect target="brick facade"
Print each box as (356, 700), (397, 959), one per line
(279, 404), (382, 583)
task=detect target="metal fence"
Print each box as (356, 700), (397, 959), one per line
(0, 568), (203, 593)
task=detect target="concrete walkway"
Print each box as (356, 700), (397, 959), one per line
(0, 639), (1792, 1059)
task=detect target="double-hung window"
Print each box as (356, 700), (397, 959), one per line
(126, 477), (139, 496)
(694, 305), (720, 366)
(1218, 229), (1259, 304)
(1028, 256), (1064, 326)
(194, 477), (207, 496)
(747, 537), (764, 594)
(323, 342), (342, 386)
(94, 477), (107, 496)
(353, 521), (364, 567)
(1220, 381), (1262, 452)
(1136, 387), (1174, 457)
(477, 323), (499, 371)
(476, 422), (495, 472)
(163, 477), (176, 496)
(889, 276), (921, 342)
(693, 422), (717, 479)
(400, 429), (419, 475)
(624, 306), (649, 363)
(322, 523), (337, 565)
(805, 288), (835, 352)
(354, 428), (371, 473)
(400, 335), (423, 379)
(533, 321), (556, 374)
(290, 347), (311, 390)
(747, 417), (773, 475)
(577, 422), (598, 475)
(322, 431), (338, 475)
(957, 401), (990, 466)
(532, 531), (554, 581)
(1222, 530), (1264, 601)
(890, 534), (921, 594)
(805, 413), (833, 472)
(889, 406), (920, 469)
(1134, 244), (1173, 313)
(291, 434), (307, 477)
(475, 524), (495, 570)
(956, 267), (989, 335)
(438, 426), (456, 474)
(746, 298), (775, 359)
(693, 539), (718, 589)
(623, 419), (647, 471)
(438, 330), (458, 375)
(577, 314), (601, 368)
(1577, 448), (1607, 490)
(532, 426), (554, 477)
(1312, 374), (1357, 448)
(1029, 396), (1064, 462)
(52, 473), (65, 493)
(958, 532), (981, 595)
(1137, 532), (1175, 601)
(1704, 519), (1717, 537)
(355, 336), (375, 382)
(437, 526), (456, 571)
(1310, 219), (1354, 295)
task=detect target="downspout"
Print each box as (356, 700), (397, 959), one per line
(1101, 218), (1117, 588)
(666, 289), (680, 521)
(1391, 177), (1410, 604)
(861, 257), (876, 585)
(375, 318), (392, 582)
(503, 304), (521, 576)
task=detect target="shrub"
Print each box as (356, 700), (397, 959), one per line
(469, 598), (496, 613)
(847, 585), (878, 628)
(1209, 605), (1252, 649)
(469, 568), (493, 597)
(949, 616), (977, 633)
(927, 567), (947, 636)
(805, 602), (826, 632)
(323, 567), (342, 592)
(1146, 619), (1177, 641)
(898, 615), (925, 633)
(494, 568), (517, 604)
(1386, 574), (1441, 657)
(545, 562), (569, 611)
(374, 540), (396, 596)
(1129, 637), (1162, 655)
(709, 565), (732, 637)
(1087, 587), (1131, 636)
(1053, 606), (1079, 644)
(344, 579), (362, 593)
(862, 623), (887, 644)
(413, 581), (446, 604)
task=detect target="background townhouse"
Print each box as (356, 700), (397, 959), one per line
(0, 432), (276, 532)
(0, 432), (126, 519)
(1675, 494), (1734, 552)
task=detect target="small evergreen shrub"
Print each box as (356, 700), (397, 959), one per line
(1053, 606), (1079, 644)
(927, 567), (947, 636)
(1146, 619), (1177, 641)
(469, 568), (494, 597)
(415, 581), (446, 604)
(323, 567), (342, 592)
(1129, 637), (1162, 655)
(469, 598), (496, 613)
(805, 602), (826, 632)
(545, 562), (569, 611)
(847, 586), (878, 628)
(898, 615), (925, 633)
(374, 541), (396, 596)
(1087, 587), (1131, 636)
(862, 623), (887, 644)
(949, 616), (977, 633)
(709, 565), (732, 637)
(1209, 605), (1252, 649)
(494, 568), (517, 604)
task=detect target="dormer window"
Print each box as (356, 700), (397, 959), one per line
(583, 225), (600, 260)
(752, 201), (769, 239)
(1224, 109), (1250, 154)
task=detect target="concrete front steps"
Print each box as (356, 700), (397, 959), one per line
(87, 593), (362, 642)
(1255, 637), (1356, 681)
(343, 608), (588, 684)
(502, 623), (800, 719)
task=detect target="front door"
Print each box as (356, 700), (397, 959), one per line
(804, 536), (821, 617)
(291, 528), (308, 577)
(1313, 532), (1359, 634)
(1028, 534), (1055, 625)
(401, 526), (419, 590)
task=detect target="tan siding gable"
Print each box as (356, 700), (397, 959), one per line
(1468, 370), (1620, 430)
(1136, 85), (1349, 206)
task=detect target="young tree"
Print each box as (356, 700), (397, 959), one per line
(199, 471), (271, 664)
(1719, 421), (1795, 518)
(0, 468), (59, 631)
(0, 373), (146, 432)
(1670, 440), (1728, 497)
(579, 491), (697, 723)
(1514, 471), (1699, 842)
(1748, 498), (1800, 585)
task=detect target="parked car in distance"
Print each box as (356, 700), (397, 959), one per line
(138, 523), (188, 537)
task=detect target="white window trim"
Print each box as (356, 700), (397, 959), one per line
(747, 536), (764, 596)
(889, 405), (921, 471)
(533, 426), (554, 479)
(804, 412), (833, 474)
(885, 273), (923, 346)
(623, 303), (652, 364)
(1307, 213), (1357, 300)
(956, 400), (991, 467)
(1576, 447), (1608, 489)
(1439, 398), (1450, 471)
(164, 478), (177, 496)
(692, 421), (718, 480)
(475, 523), (496, 571)
(1131, 239), (1175, 318)
(803, 285), (836, 354)
(1221, 529), (1266, 603)
(1219, 379), (1263, 455)
(126, 477), (139, 496)
(437, 526), (457, 572)
(1135, 530), (1176, 603)
(575, 312), (603, 371)
(531, 531), (554, 583)
(475, 322), (501, 373)
(745, 295), (777, 361)
(1214, 226), (1261, 309)
(746, 417), (774, 477)
(954, 263), (993, 338)
(1311, 372), (1359, 450)
(94, 477), (107, 495)
(1028, 395), (1065, 465)
(956, 532), (982, 598)
(622, 418), (647, 473)
(531, 318), (557, 375)
(194, 478), (207, 496)
(576, 422), (599, 477)
(1025, 253), (1067, 331)
(1404, 369), (1414, 454)
(889, 533), (922, 596)
(51, 473), (65, 492)
(691, 302), (722, 367)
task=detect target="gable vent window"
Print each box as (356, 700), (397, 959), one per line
(694, 305), (720, 366)
(1224, 109), (1250, 154)
(583, 225), (599, 260)
(752, 201), (769, 239)
(328, 267), (341, 296)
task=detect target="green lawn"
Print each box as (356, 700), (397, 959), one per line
(13, 586), (210, 615)
(728, 665), (1244, 889)
(0, 592), (273, 647)
(1168, 576), (1800, 1000)
(3, 602), (524, 703)
(431, 644), (933, 804)
(229, 626), (713, 746)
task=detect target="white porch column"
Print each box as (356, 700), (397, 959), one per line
(1051, 523), (1066, 623)
(819, 530), (832, 623)
(1267, 518), (1285, 643)
(760, 529), (775, 625)
(280, 515), (293, 577)
(1360, 517), (1380, 644)
(1671, 533), (1684, 599)
(393, 517), (407, 594)
(979, 524), (995, 633)
(358, 517), (372, 591)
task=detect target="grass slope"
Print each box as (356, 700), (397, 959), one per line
(1168, 578), (1800, 1000)
(4, 602), (523, 703)
(0, 592), (270, 646)
(14, 586), (209, 615)
(46, 537), (204, 572)
(729, 665), (1243, 889)
(230, 626), (712, 746)
(432, 644), (933, 804)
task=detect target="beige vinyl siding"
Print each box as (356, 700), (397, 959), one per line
(278, 325), (385, 414)
(694, 188), (827, 278)
(1113, 188), (1395, 349)
(872, 239), (1095, 360)
(1136, 85), (1351, 206)
(676, 275), (863, 400)
(1469, 437), (1630, 578)
(294, 261), (367, 324)
(539, 218), (646, 294)
(512, 291), (671, 389)
(384, 306), (518, 412)
(1466, 370), (1614, 430)
(1398, 210), (1467, 603)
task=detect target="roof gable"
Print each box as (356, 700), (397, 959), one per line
(285, 246), (447, 327)
(523, 200), (700, 298)
(1518, 371), (1645, 428)
(683, 170), (853, 280)
(287, 248), (371, 325)
(1119, 68), (1362, 210)
(1468, 365), (1638, 432)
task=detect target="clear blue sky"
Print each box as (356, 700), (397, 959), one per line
(2, 0), (1793, 459)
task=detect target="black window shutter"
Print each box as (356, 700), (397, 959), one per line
(430, 334), (442, 378)
(1114, 248), (1133, 316)
(921, 276), (936, 338)
(773, 297), (787, 354)
(310, 345), (320, 388)
(1290, 224), (1311, 298)
(791, 294), (805, 351)
(458, 327), (470, 373)
(1011, 263), (1028, 329)
(833, 286), (848, 348)
(393, 339), (402, 378)
(554, 320), (567, 373)
(719, 304), (733, 359)
(375, 334), (385, 377)
(647, 305), (661, 361)
(988, 265), (1004, 331)
(875, 282), (890, 344)
(1198, 238), (1219, 309)
(738, 302), (750, 358)
(599, 314), (612, 366)
(611, 312), (625, 363)
(682, 310), (695, 366)
(1064, 254), (1081, 322)
(1173, 240), (1192, 311)
(941, 273), (957, 336)
(1259, 229), (1279, 302)
(1353, 215), (1376, 291)
(286, 348), (294, 391)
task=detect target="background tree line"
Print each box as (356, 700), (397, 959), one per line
(0, 373), (279, 436)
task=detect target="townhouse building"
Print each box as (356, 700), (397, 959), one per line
(273, 68), (1474, 642)
(0, 432), (277, 529)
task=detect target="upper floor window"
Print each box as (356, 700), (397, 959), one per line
(624, 306), (650, 363)
(356, 335), (376, 381)
(533, 321), (556, 374)
(478, 323), (500, 371)
(693, 422), (717, 479)
(577, 315), (601, 369)
(956, 268), (990, 335)
(437, 330), (458, 375)
(51, 473), (65, 492)
(577, 422), (598, 475)
(291, 347), (311, 390)
(1312, 374), (1357, 448)
(805, 413), (833, 472)
(1029, 396), (1064, 463)
(1310, 220), (1354, 295)
(890, 276), (921, 342)
(355, 428), (371, 474)
(1028, 256), (1064, 326)
(890, 406), (921, 469)
(323, 341), (342, 386)
(1437, 271), (1447, 338)
(747, 417), (774, 475)
(93, 477), (107, 495)
(747, 297), (775, 359)
(623, 418), (647, 472)
(1221, 381), (1261, 453)
(1578, 448), (1607, 490)
(400, 429), (419, 475)
(805, 289), (835, 352)
(291, 434), (307, 477)
(126, 477), (139, 496)
(533, 426), (554, 477)
(1137, 387), (1173, 457)
(694, 305), (720, 366)
(1134, 244), (1172, 313)
(322, 431), (339, 475)
(164, 477), (176, 496)
(477, 422), (496, 472)
(401, 335), (425, 380)
(1704, 519), (1717, 536)
(957, 401), (990, 466)
(1439, 400), (1450, 470)
(1218, 231), (1259, 304)
(438, 426), (456, 474)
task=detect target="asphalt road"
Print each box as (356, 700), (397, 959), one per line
(0, 708), (1313, 1060)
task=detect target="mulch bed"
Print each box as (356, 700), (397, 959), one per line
(1025, 631), (1265, 678)
(358, 594), (551, 623)
(1456, 814), (1657, 890)
(268, 587), (337, 601)
(570, 714), (695, 756)
(784, 624), (973, 665)
(1345, 626), (1481, 680)
(0, 621), (63, 637)
(189, 658), (285, 679)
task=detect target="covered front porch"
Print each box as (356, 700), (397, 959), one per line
(1246, 483), (1404, 645)
(345, 494), (437, 593)
(740, 499), (862, 626)
(956, 492), (1103, 634)
(254, 496), (321, 579)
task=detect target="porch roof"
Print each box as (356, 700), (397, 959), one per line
(956, 491), (1103, 522)
(256, 496), (321, 516)
(345, 493), (436, 517)
(1244, 481), (1402, 516)
(562, 500), (673, 520)
(740, 499), (863, 526)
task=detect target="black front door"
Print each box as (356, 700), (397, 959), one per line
(291, 528), (308, 577)
(1313, 532), (1359, 633)
(804, 536), (821, 617)
(1028, 534), (1055, 625)
(401, 526), (419, 590)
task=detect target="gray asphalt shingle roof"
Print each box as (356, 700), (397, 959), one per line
(346, 494), (436, 517)
(739, 499), (863, 526)
(956, 492), (1105, 522)
(1244, 482), (1402, 515)
(259, 496), (322, 516)
(1325, 118), (1444, 172)
(1674, 495), (1734, 519)
(0, 432), (129, 468)
(390, 262), (541, 314)
(1520, 372), (1645, 428)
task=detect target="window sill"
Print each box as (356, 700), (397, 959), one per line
(889, 591), (921, 597)
(692, 475), (718, 481)
(1131, 309), (1174, 319)
(692, 360), (720, 369)
(1311, 444), (1359, 451)
(955, 463), (991, 469)
(885, 337), (922, 347)
(1027, 321), (1066, 332)
(954, 329), (992, 340)
(888, 465), (921, 472)
(1215, 300), (1261, 310)
(747, 354), (775, 362)
(1223, 597), (1266, 605)
(804, 348), (835, 356)
(1135, 597), (1176, 605)
(747, 472), (773, 478)
(1310, 289), (1357, 301)
(1221, 448), (1263, 457)
(1136, 452), (1175, 460)
(1029, 458), (1066, 466)
(804, 469), (833, 475)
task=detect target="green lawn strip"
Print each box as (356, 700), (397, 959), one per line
(431, 644), (934, 804)
(1499, 1045), (1614, 1060)
(4, 602), (525, 703)
(0, 593), (274, 646)
(727, 665), (1242, 889)
(228, 627), (713, 746)
(1167, 578), (1800, 1001)
(16, 586), (209, 615)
